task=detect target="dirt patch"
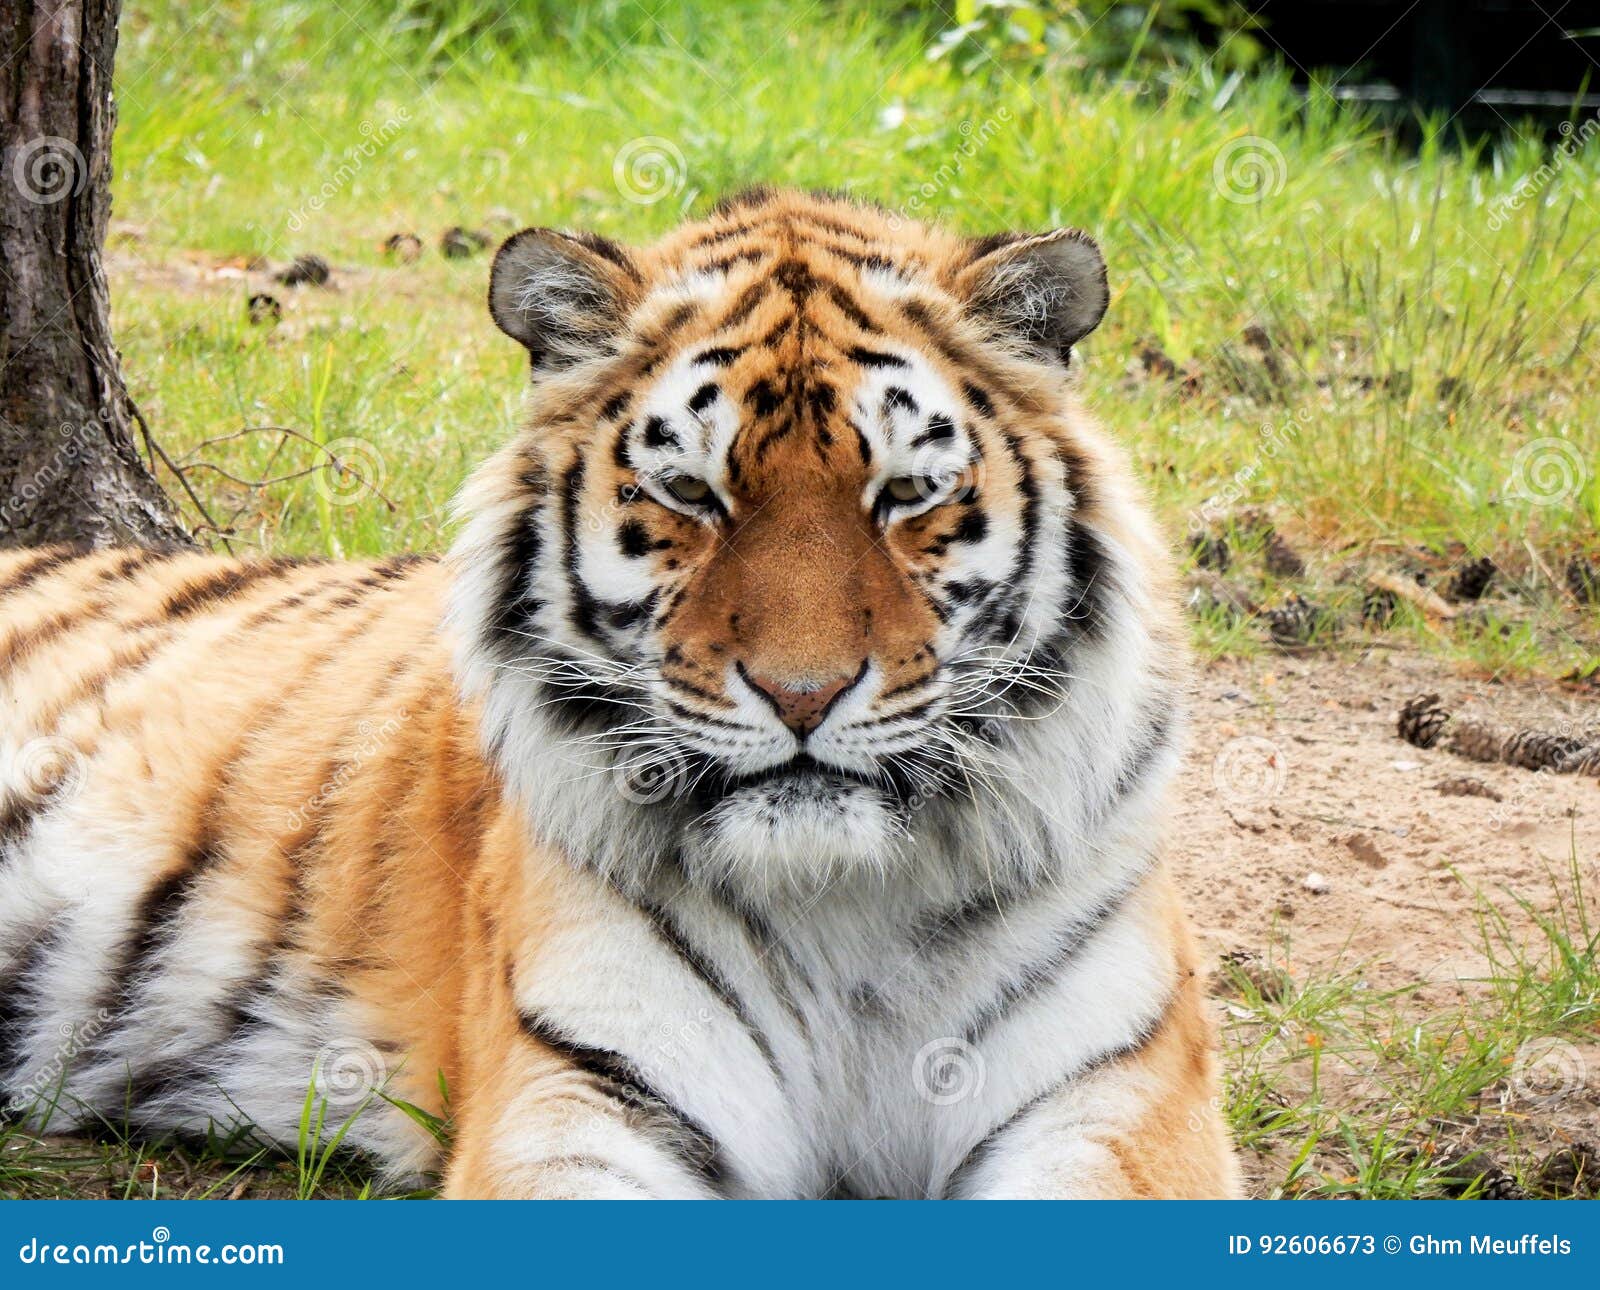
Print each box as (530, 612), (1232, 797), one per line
(1175, 648), (1597, 992)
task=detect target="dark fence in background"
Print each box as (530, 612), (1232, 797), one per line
(1252, 0), (1600, 119)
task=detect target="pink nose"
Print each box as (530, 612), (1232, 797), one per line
(741, 666), (859, 736)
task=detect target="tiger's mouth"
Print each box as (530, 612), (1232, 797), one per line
(725, 752), (881, 793)
(685, 750), (938, 816)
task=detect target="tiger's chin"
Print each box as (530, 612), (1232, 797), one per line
(690, 773), (907, 889)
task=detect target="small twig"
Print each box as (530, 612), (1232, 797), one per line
(176, 425), (398, 512)
(128, 402), (234, 555)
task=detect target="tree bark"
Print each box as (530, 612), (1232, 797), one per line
(0, 0), (192, 550)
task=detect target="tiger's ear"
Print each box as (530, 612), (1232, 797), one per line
(488, 228), (639, 370)
(955, 229), (1109, 366)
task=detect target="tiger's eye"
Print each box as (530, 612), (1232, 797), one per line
(885, 475), (926, 504)
(665, 475), (712, 505)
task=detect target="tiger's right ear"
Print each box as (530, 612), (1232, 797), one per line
(488, 228), (639, 371)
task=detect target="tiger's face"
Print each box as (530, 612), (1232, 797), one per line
(453, 190), (1176, 897)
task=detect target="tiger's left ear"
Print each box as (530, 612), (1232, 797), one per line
(955, 229), (1109, 366)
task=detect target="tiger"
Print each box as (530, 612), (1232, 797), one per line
(0, 188), (1239, 1199)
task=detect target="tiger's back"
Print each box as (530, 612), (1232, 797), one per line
(0, 546), (488, 1172)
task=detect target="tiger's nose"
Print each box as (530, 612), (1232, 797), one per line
(739, 662), (864, 737)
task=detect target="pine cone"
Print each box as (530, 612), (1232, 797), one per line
(383, 231), (423, 263)
(1447, 556), (1496, 602)
(1434, 776), (1502, 801)
(1362, 587), (1397, 628)
(1188, 533), (1230, 572)
(1446, 718), (1509, 765)
(441, 226), (491, 259)
(1538, 1143), (1597, 1198)
(1398, 693), (1451, 749)
(1561, 745), (1600, 776)
(1568, 556), (1600, 606)
(1262, 593), (1327, 646)
(274, 253), (331, 287)
(1499, 727), (1586, 772)
(1263, 532), (1306, 578)
(1480, 1168), (1526, 1200)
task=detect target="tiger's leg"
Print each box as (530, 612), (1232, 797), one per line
(441, 844), (733, 1200)
(442, 1013), (727, 1200)
(944, 966), (1241, 1200)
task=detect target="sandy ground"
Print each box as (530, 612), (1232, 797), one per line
(1175, 648), (1598, 993)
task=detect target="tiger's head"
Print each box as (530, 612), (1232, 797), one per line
(451, 189), (1184, 902)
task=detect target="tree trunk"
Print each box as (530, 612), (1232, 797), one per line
(0, 0), (192, 550)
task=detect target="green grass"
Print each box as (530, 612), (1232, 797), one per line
(1221, 855), (1600, 1199)
(103, 0), (1599, 675)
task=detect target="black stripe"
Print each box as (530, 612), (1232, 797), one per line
(1062, 519), (1112, 644)
(654, 854), (814, 1044)
(560, 459), (604, 644)
(980, 431), (1039, 648)
(631, 895), (785, 1088)
(0, 548), (170, 673)
(489, 502), (547, 656)
(0, 546), (89, 602)
(0, 916), (69, 1111)
(827, 285), (878, 334)
(642, 416), (677, 448)
(960, 868), (1152, 1045)
(518, 1012), (730, 1192)
(883, 386), (917, 415)
(716, 281), (768, 331)
(159, 558), (304, 620)
(848, 346), (907, 369)
(940, 987), (1179, 1199)
(1110, 706), (1175, 808)
(89, 587), (401, 1074)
